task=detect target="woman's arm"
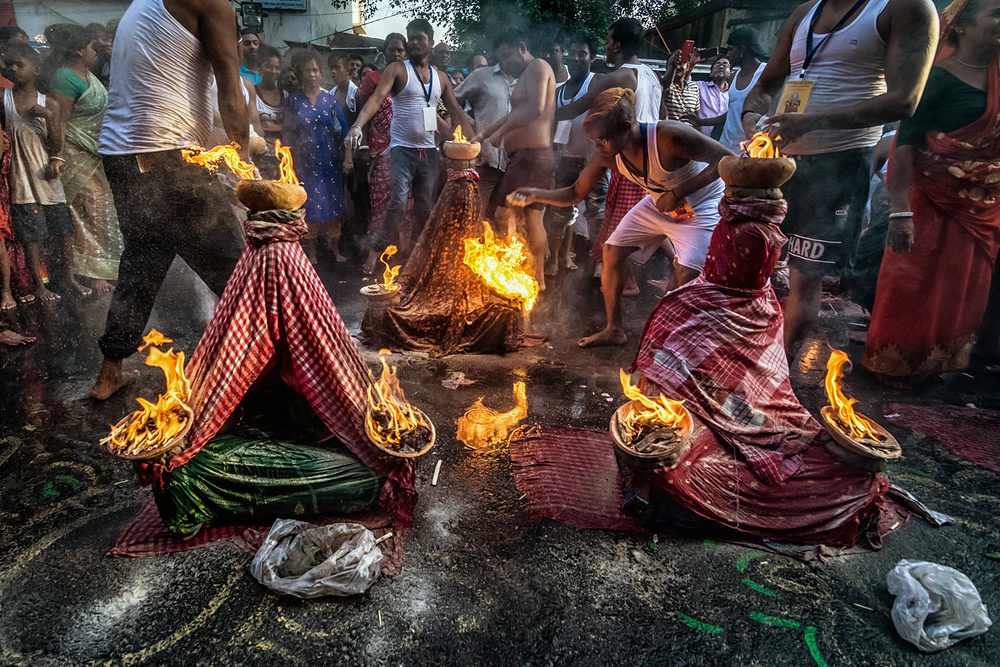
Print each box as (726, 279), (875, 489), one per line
(885, 143), (915, 253)
(508, 154), (614, 208)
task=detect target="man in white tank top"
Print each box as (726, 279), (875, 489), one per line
(90, 0), (250, 400)
(740, 0), (937, 362)
(346, 18), (473, 275)
(543, 31), (603, 275)
(717, 28), (768, 153)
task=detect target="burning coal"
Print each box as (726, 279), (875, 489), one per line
(365, 350), (432, 454)
(463, 222), (539, 311)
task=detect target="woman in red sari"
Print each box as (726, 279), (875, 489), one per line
(358, 34), (406, 242)
(864, 0), (1000, 383)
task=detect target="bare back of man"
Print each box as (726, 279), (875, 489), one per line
(477, 36), (557, 291)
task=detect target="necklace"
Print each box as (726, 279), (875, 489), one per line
(953, 56), (989, 69)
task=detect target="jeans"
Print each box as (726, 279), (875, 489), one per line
(98, 153), (244, 360)
(372, 146), (439, 250)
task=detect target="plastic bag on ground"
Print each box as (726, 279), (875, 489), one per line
(250, 519), (383, 598)
(887, 559), (992, 652)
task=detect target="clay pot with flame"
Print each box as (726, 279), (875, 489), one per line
(360, 246), (403, 305)
(183, 141), (307, 212)
(610, 370), (692, 469)
(719, 132), (796, 190)
(443, 127), (481, 161)
(237, 180), (307, 212)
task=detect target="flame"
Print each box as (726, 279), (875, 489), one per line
(824, 350), (881, 441)
(619, 369), (686, 435)
(102, 329), (192, 457)
(181, 143), (258, 180)
(741, 132), (781, 158)
(463, 222), (540, 311)
(379, 245), (401, 291)
(365, 350), (426, 447)
(452, 126), (470, 143)
(274, 140), (300, 185)
(456, 382), (528, 449)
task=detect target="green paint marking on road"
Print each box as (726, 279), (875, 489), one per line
(736, 550), (764, 572)
(804, 626), (829, 667)
(676, 612), (724, 635)
(750, 612), (800, 628)
(742, 578), (782, 598)
(54, 475), (81, 492)
(41, 482), (57, 498)
(703, 538), (715, 547)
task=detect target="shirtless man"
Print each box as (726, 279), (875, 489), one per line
(475, 30), (556, 291)
(510, 89), (730, 348)
(346, 19), (472, 274)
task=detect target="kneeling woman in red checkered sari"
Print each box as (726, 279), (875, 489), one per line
(627, 196), (892, 548)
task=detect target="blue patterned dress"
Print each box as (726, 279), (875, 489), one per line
(283, 91), (348, 222)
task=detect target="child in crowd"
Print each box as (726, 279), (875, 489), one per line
(4, 41), (90, 301)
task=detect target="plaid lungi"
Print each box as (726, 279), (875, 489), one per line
(590, 171), (646, 263)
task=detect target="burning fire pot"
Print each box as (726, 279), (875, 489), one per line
(182, 141), (306, 212)
(365, 350), (435, 458)
(102, 330), (193, 460)
(719, 132), (797, 190)
(610, 370), (692, 469)
(820, 350), (901, 472)
(360, 246), (402, 305)
(456, 381), (528, 450)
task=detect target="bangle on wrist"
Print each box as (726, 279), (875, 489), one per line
(49, 156), (65, 163)
(740, 110), (759, 120)
(888, 212), (913, 219)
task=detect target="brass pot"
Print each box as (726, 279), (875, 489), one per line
(718, 155), (797, 189)
(236, 179), (308, 212)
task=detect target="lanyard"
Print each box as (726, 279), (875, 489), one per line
(802, 0), (868, 77)
(410, 61), (434, 107)
(620, 124), (666, 195)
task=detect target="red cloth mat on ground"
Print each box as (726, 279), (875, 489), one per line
(884, 402), (1000, 473)
(109, 496), (405, 576)
(509, 425), (639, 532)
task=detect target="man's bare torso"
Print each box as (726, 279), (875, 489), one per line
(504, 58), (556, 152)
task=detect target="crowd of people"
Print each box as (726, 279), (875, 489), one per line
(0, 0), (996, 399)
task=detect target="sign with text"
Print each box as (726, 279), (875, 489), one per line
(260, 0), (306, 10)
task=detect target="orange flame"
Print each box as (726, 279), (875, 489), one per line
(379, 245), (401, 291)
(463, 222), (539, 311)
(619, 369), (686, 434)
(741, 132), (781, 158)
(456, 381), (528, 449)
(181, 143), (258, 180)
(452, 126), (470, 144)
(102, 329), (192, 457)
(824, 350), (881, 441)
(274, 140), (300, 185)
(365, 349), (425, 447)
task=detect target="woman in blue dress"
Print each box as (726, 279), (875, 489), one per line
(283, 49), (354, 262)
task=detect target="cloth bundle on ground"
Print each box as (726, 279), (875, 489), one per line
(360, 167), (520, 356)
(629, 196), (890, 547)
(132, 209), (417, 554)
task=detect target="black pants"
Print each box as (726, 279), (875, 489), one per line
(98, 154), (244, 360)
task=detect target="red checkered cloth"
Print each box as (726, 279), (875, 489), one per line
(135, 213), (417, 534)
(632, 274), (818, 485)
(590, 171), (646, 263)
(509, 425), (639, 531)
(108, 497), (405, 576)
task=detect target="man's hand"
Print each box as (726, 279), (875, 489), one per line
(506, 188), (536, 207)
(681, 112), (702, 127)
(345, 125), (363, 150)
(764, 113), (822, 147)
(885, 217), (914, 253)
(45, 158), (64, 180)
(741, 112), (763, 141)
(654, 190), (679, 214)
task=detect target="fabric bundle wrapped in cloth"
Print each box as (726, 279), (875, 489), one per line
(134, 209), (417, 556)
(628, 196), (890, 547)
(360, 165), (521, 356)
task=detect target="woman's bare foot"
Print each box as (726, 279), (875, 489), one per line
(89, 359), (140, 400)
(86, 278), (116, 293)
(66, 278), (93, 297)
(34, 284), (60, 302)
(362, 250), (379, 276)
(1, 290), (15, 310)
(563, 257), (578, 271)
(544, 260), (559, 277)
(17, 292), (35, 305)
(0, 329), (35, 346)
(333, 250), (348, 263)
(578, 327), (627, 348)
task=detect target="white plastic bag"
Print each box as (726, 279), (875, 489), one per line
(887, 559), (992, 652)
(250, 519), (383, 598)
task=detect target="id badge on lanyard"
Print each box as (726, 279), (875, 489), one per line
(554, 120), (571, 145)
(423, 105), (437, 131)
(777, 76), (814, 115)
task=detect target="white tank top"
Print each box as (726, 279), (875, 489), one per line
(618, 63), (662, 124)
(784, 0), (891, 155)
(720, 62), (767, 153)
(99, 0), (213, 154)
(615, 123), (722, 209)
(557, 72), (595, 158)
(389, 60), (442, 150)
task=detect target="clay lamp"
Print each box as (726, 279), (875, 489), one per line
(443, 126), (481, 166)
(182, 141), (307, 212)
(718, 132), (797, 190)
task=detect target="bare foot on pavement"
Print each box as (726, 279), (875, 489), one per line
(0, 329), (35, 346)
(89, 361), (140, 400)
(577, 328), (627, 348)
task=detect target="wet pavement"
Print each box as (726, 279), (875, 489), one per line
(1, 245), (998, 666)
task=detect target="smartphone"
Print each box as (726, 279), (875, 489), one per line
(679, 40), (695, 64)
